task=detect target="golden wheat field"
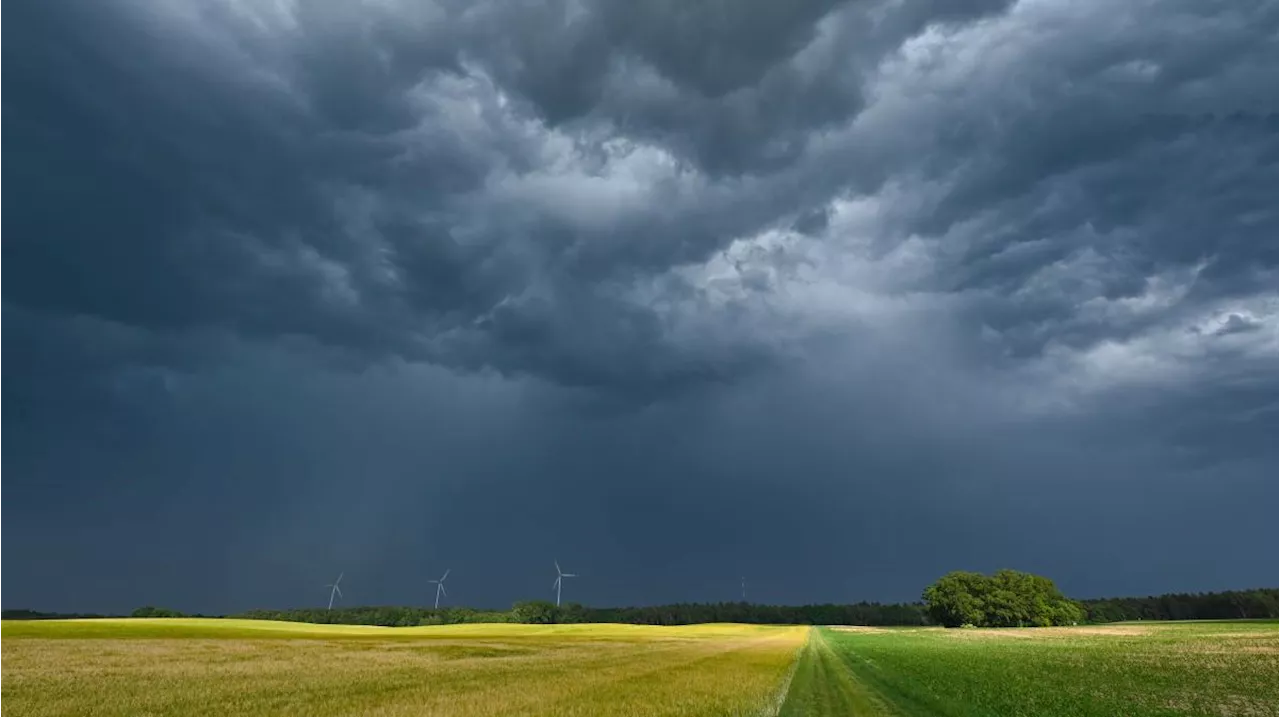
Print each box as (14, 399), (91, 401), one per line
(0, 619), (807, 717)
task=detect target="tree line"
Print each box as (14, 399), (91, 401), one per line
(5, 582), (1275, 627)
(225, 583), (1280, 627)
(1079, 588), (1277, 623)
(1, 609), (114, 620)
(223, 600), (930, 627)
(514, 600), (932, 626)
(248, 585), (1272, 628)
(233, 606), (515, 627)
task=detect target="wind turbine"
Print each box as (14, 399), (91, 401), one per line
(430, 569), (450, 609)
(741, 577), (748, 602)
(552, 561), (577, 607)
(326, 573), (344, 611)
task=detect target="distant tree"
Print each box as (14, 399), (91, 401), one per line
(131, 606), (186, 618)
(923, 570), (1080, 628)
(558, 602), (589, 624)
(511, 601), (559, 624)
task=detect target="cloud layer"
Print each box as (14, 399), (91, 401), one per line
(3, 0), (1276, 613)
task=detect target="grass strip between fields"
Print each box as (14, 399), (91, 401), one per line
(778, 627), (893, 717)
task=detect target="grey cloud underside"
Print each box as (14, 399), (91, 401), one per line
(473, 0), (1018, 174)
(7, 0), (788, 391)
(15, 0), (1274, 397)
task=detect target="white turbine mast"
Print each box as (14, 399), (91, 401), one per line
(429, 569), (451, 609)
(325, 573), (344, 611)
(553, 560), (578, 607)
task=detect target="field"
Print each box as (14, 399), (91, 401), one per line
(2, 619), (1275, 716)
(784, 621), (1279, 717)
(0, 619), (805, 716)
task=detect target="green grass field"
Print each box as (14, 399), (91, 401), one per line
(784, 621), (1279, 717)
(2, 619), (1275, 716)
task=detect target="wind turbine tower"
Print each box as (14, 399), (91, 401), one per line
(430, 569), (451, 609)
(326, 573), (344, 611)
(553, 561), (577, 607)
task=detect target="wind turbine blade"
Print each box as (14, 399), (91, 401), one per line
(334, 585), (343, 598)
(336, 573), (344, 583)
(562, 573), (578, 578)
(440, 584), (447, 597)
(553, 577), (560, 589)
(555, 560), (561, 574)
(441, 569), (451, 581)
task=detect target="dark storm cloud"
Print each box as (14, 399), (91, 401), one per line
(3, 0), (1275, 613)
(835, 1), (1277, 373)
(474, 0), (1016, 174)
(3, 0), (1028, 392)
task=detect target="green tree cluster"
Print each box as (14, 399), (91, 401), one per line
(923, 569), (1084, 627)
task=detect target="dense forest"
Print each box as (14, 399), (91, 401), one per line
(6, 587), (1275, 626)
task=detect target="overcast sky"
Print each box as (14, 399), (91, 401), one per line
(3, 0), (1276, 615)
